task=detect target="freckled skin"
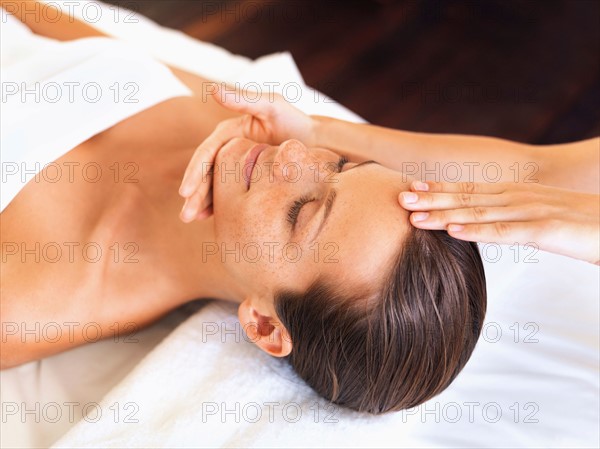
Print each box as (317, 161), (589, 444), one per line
(211, 137), (412, 298)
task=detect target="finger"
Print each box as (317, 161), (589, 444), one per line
(179, 121), (234, 197)
(180, 198), (192, 223)
(410, 180), (509, 195)
(399, 190), (508, 211)
(194, 186), (213, 216)
(187, 187), (214, 221)
(179, 118), (242, 198)
(409, 206), (530, 230)
(180, 189), (205, 223)
(445, 221), (542, 246)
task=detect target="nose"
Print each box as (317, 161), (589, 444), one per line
(275, 139), (310, 165)
(267, 139), (316, 185)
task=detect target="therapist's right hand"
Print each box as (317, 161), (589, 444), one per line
(179, 85), (315, 222)
(399, 180), (600, 265)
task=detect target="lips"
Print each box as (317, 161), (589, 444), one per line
(243, 144), (268, 190)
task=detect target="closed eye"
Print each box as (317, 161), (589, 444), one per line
(286, 155), (347, 230)
(287, 194), (316, 230)
(337, 155), (349, 172)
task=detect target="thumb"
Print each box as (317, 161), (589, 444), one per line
(212, 84), (275, 118)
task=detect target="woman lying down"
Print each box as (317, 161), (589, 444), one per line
(1, 1), (598, 415)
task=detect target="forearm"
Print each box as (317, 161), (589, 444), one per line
(312, 115), (598, 192)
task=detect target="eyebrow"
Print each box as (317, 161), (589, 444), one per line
(310, 160), (379, 243)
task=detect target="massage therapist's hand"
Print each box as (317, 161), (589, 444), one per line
(399, 181), (600, 265)
(179, 85), (316, 222)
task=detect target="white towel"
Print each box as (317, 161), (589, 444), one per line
(0, 10), (193, 212)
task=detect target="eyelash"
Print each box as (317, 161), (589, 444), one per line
(286, 155), (348, 229)
(286, 194), (315, 228)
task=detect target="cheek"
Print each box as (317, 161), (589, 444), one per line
(215, 192), (293, 278)
(230, 194), (281, 243)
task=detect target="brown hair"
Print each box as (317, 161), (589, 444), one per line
(274, 228), (487, 414)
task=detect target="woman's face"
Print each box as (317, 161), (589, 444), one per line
(212, 138), (412, 301)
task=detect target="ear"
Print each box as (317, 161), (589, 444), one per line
(238, 298), (293, 357)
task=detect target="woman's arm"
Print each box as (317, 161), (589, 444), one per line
(312, 115), (599, 193)
(10, 1), (596, 194)
(179, 89), (599, 220)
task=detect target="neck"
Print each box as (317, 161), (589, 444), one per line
(175, 216), (246, 306)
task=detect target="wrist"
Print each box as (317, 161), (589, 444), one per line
(308, 115), (333, 148)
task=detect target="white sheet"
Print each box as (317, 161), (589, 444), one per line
(52, 247), (599, 448)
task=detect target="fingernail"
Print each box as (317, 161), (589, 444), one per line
(181, 207), (194, 222)
(412, 212), (429, 222)
(448, 224), (464, 232)
(413, 181), (429, 191)
(401, 192), (418, 203)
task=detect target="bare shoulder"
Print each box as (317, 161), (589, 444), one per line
(0, 142), (183, 368)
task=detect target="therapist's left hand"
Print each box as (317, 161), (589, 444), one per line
(179, 85), (316, 222)
(398, 180), (600, 265)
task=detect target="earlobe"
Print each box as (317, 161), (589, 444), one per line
(238, 298), (293, 357)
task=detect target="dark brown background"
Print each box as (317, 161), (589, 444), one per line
(104, 0), (600, 145)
